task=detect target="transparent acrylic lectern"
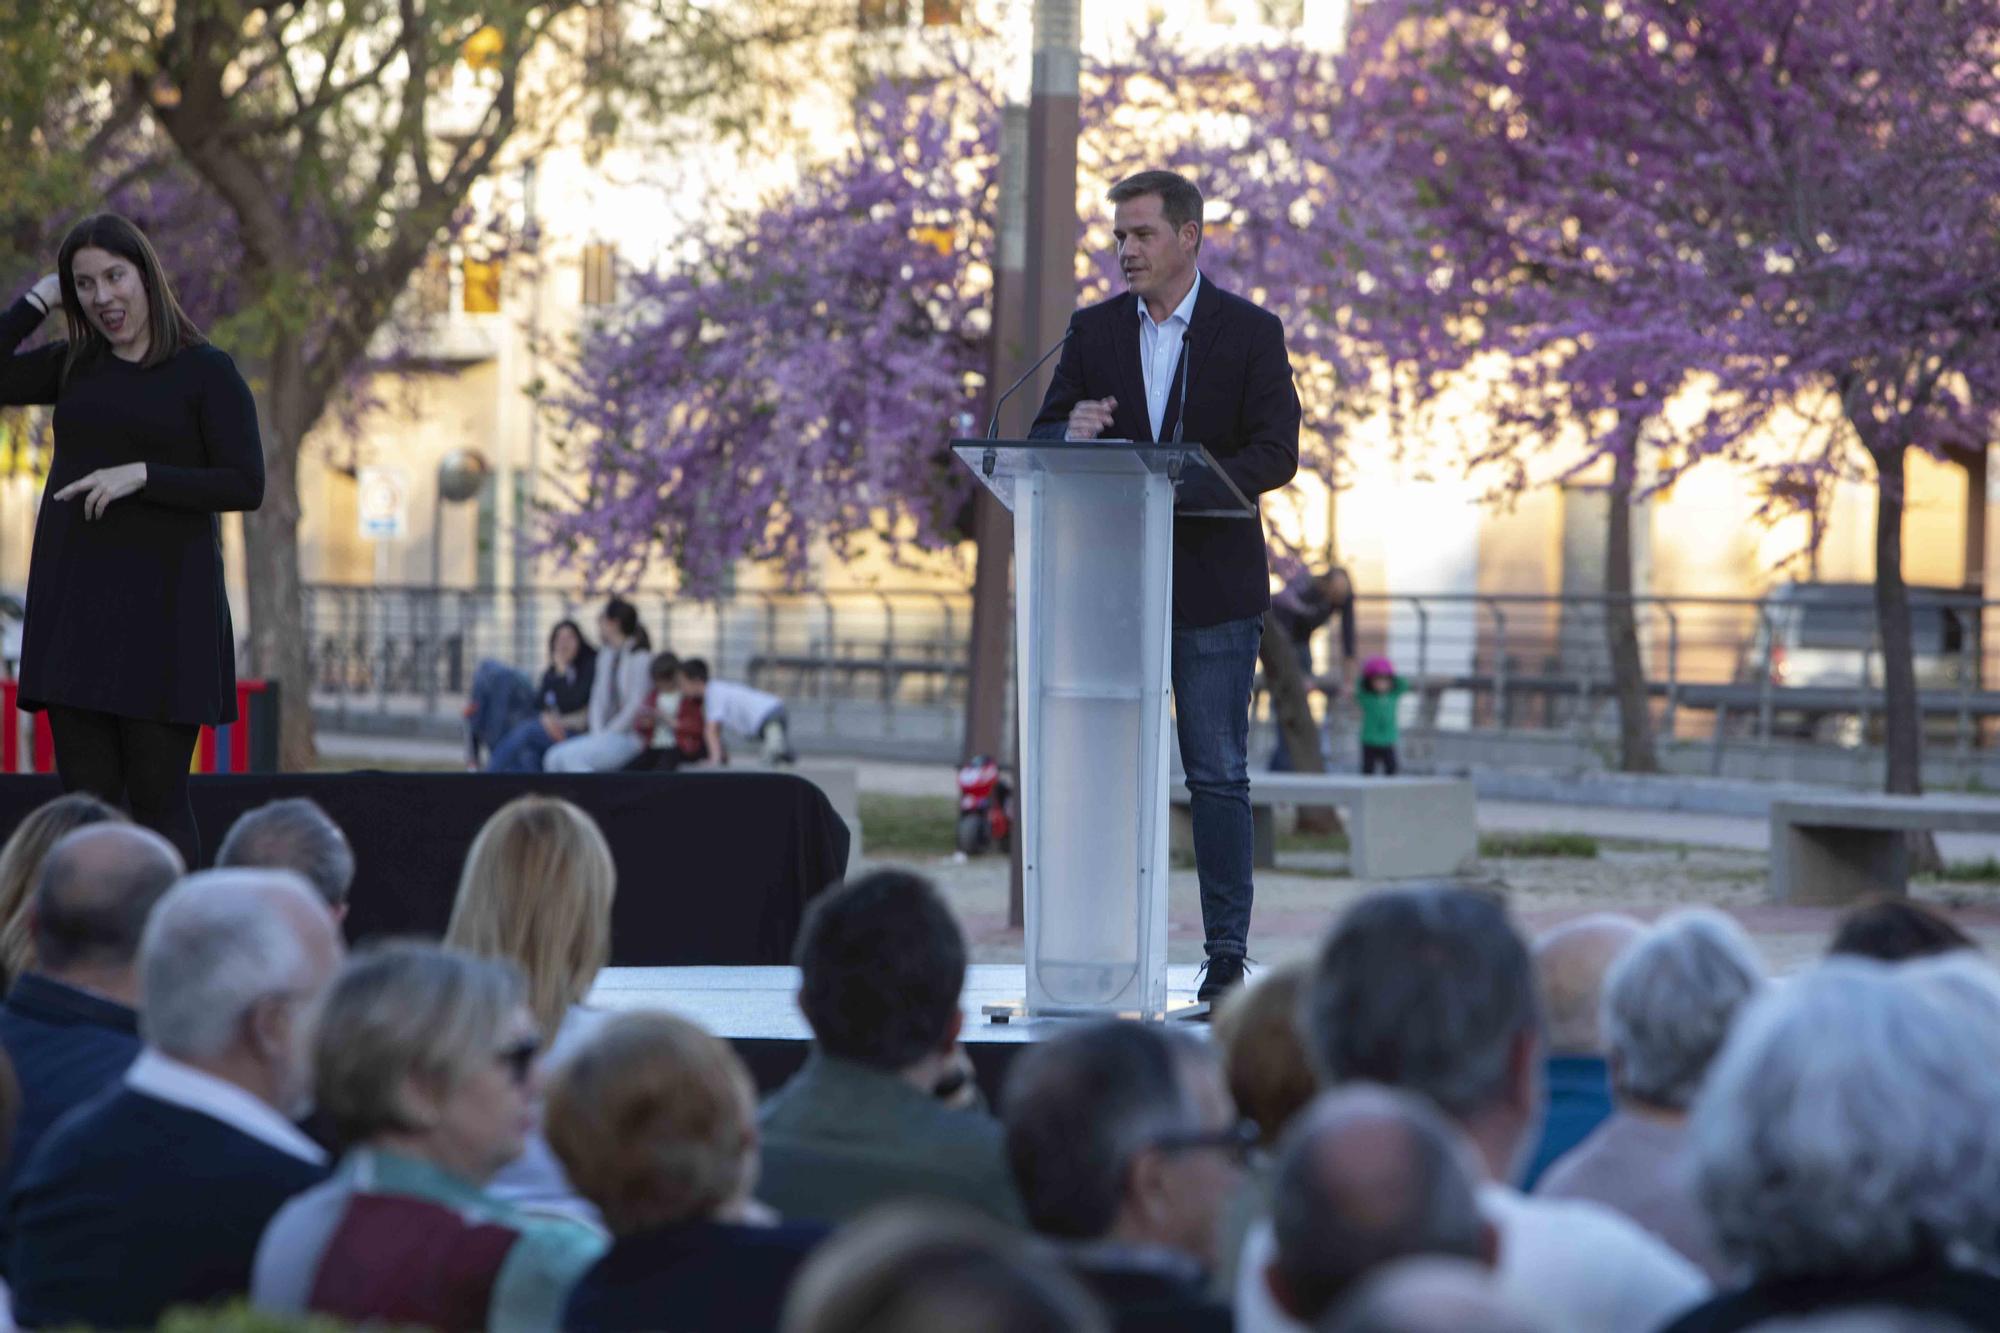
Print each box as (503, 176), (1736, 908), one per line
(951, 439), (1254, 1020)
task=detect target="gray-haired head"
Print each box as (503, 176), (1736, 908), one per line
(1319, 1256), (1539, 1333)
(1304, 886), (1539, 1121)
(1001, 1021), (1215, 1240)
(30, 823), (183, 975)
(1602, 909), (1766, 1111)
(1532, 913), (1644, 1057)
(1267, 1086), (1489, 1324)
(1691, 958), (2000, 1280)
(313, 942), (525, 1150)
(138, 869), (343, 1066)
(216, 798), (355, 913)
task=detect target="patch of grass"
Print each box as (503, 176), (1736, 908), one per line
(1931, 856), (2000, 882)
(1278, 828), (1351, 854)
(860, 793), (960, 854)
(1478, 831), (1599, 860)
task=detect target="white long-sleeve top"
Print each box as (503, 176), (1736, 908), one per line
(586, 642), (655, 737)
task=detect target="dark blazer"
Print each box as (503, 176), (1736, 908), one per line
(8, 1087), (327, 1328)
(564, 1219), (828, 1332)
(1067, 1245), (1235, 1333)
(0, 973), (141, 1209)
(1029, 277), (1301, 628)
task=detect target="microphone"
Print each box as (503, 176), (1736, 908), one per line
(1171, 317), (1195, 445)
(985, 327), (1074, 439)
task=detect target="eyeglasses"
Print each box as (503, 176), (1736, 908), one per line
(495, 1037), (542, 1086)
(1148, 1118), (1261, 1164)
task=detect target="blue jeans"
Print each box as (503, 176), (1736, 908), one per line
(1173, 614), (1261, 960)
(488, 717), (562, 772)
(468, 660), (538, 753)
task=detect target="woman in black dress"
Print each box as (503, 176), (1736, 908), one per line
(0, 214), (264, 864)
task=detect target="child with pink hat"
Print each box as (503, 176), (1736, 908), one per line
(1357, 655), (1408, 776)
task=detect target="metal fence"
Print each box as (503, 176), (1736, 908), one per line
(303, 583), (2000, 767)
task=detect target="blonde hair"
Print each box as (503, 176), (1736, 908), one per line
(0, 793), (126, 988)
(1213, 956), (1317, 1147)
(445, 795), (615, 1035)
(546, 1011), (756, 1234)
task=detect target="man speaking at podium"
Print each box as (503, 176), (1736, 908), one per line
(1028, 169), (1302, 1004)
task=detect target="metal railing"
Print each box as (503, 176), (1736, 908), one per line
(302, 583), (2000, 766)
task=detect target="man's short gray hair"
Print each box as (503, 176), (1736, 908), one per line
(1691, 958), (2000, 1280)
(138, 869), (323, 1060)
(216, 798), (355, 911)
(1304, 886), (1538, 1120)
(1602, 909), (1766, 1110)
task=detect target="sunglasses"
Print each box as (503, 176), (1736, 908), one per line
(495, 1037), (542, 1086)
(1148, 1118), (1261, 1164)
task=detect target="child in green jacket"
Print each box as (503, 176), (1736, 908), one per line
(1357, 655), (1408, 776)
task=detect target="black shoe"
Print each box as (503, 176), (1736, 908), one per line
(1197, 954), (1248, 1004)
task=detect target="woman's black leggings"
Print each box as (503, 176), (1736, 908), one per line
(45, 706), (202, 866)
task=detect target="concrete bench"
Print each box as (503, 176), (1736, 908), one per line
(1769, 794), (2000, 903)
(1171, 772), (1478, 880)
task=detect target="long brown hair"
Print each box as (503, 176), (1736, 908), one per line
(55, 213), (207, 382)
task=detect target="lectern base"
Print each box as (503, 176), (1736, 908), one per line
(981, 998), (1211, 1025)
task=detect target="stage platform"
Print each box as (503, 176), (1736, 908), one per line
(588, 964), (1212, 1102)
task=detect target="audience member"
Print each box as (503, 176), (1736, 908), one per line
(8, 869), (341, 1329)
(1215, 957), (1318, 1149)
(1242, 886), (1705, 1333)
(484, 618), (599, 772)
(1537, 909), (1764, 1280)
(758, 870), (1022, 1225)
(1211, 958), (1318, 1295)
(447, 794), (617, 1221)
(1521, 912), (1642, 1186)
(0, 792), (124, 989)
(1002, 1021), (1244, 1332)
(677, 658), (796, 766)
(216, 797), (355, 921)
(780, 1205), (1109, 1333)
(546, 597), (656, 773)
(1263, 1086), (1491, 1326)
(1666, 960), (2000, 1332)
(253, 943), (603, 1330)
(1320, 1257), (1544, 1333)
(0, 1050), (15, 1330)
(549, 1011), (827, 1332)
(0, 825), (182, 1208)
(1827, 897), (1977, 962)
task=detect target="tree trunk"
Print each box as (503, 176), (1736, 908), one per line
(1606, 436), (1660, 772)
(1871, 443), (1944, 872)
(245, 335), (318, 772)
(1260, 618), (1340, 836)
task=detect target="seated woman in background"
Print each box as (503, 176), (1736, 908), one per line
(545, 598), (654, 774)
(466, 616), (592, 764)
(251, 943), (605, 1331)
(485, 620), (597, 773)
(549, 1012), (826, 1333)
(0, 792), (125, 990)
(447, 794), (617, 1222)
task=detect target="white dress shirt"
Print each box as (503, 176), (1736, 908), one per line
(1138, 271), (1202, 441)
(124, 1048), (328, 1166)
(1232, 1182), (1706, 1333)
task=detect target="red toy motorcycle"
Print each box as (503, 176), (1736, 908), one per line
(955, 755), (1013, 855)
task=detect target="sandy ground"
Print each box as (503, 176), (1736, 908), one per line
(860, 843), (2000, 978)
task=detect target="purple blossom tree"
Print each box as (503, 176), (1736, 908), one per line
(541, 72), (997, 594)
(1336, 0), (2000, 797)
